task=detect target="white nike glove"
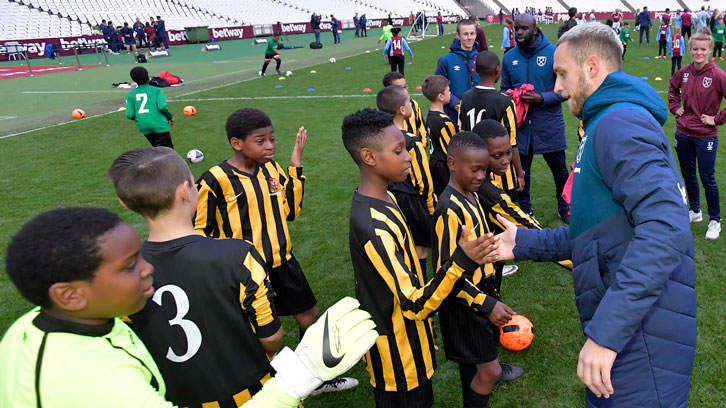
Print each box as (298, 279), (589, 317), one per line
(270, 297), (379, 399)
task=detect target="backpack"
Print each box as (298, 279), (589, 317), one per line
(157, 71), (182, 85)
(136, 54), (147, 63)
(149, 76), (171, 87)
(309, 42), (323, 49)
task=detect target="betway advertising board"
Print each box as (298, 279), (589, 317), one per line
(0, 35), (105, 61)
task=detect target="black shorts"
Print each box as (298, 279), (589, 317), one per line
(264, 53), (279, 60)
(438, 278), (500, 364)
(268, 255), (317, 316)
(144, 132), (173, 148)
(373, 378), (433, 408)
(429, 158), (449, 197)
(391, 191), (432, 248)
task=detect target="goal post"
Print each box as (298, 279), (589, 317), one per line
(406, 10), (442, 41)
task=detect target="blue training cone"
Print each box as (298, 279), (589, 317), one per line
(407, 61), (412, 64)
(641, 76), (648, 80)
(345, 66), (351, 70)
(275, 84), (282, 88)
(644, 56), (650, 60)
(307, 88), (315, 92)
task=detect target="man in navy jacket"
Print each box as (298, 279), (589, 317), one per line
(502, 14), (569, 223)
(637, 7), (652, 45)
(496, 23), (696, 408)
(155, 16), (168, 49)
(434, 19), (479, 122)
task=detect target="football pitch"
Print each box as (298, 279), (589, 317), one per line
(1, 23), (724, 407)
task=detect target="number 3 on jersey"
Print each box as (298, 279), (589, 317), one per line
(136, 93), (150, 114)
(152, 284), (202, 363)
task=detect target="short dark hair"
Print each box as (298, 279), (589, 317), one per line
(475, 50), (500, 78)
(341, 108), (395, 164)
(472, 119), (509, 143)
(376, 85), (408, 115)
(391, 27), (401, 35)
(6, 207), (123, 307)
(421, 75), (450, 101)
(225, 108), (273, 141)
(130, 66), (149, 84)
(156, 15), (161, 19)
(457, 18), (476, 33)
(109, 147), (192, 219)
(448, 131), (488, 157)
(568, 7), (578, 17)
(382, 71), (405, 87)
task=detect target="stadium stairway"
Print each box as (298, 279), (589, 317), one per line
(619, 0), (636, 13)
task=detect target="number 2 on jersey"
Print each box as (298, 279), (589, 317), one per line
(136, 93), (149, 114)
(152, 284), (202, 363)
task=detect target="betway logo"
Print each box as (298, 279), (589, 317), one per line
(391, 18), (404, 25)
(0, 42), (44, 56)
(212, 28), (245, 39)
(320, 22), (332, 30)
(367, 20), (383, 28)
(168, 31), (188, 42)
(59, 37), (105, 50)
(282, 23), (307, 34)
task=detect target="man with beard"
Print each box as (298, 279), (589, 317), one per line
(434, 19), (479, 122)
(501, 14), (569, 223)
(494, 23), (696, 407)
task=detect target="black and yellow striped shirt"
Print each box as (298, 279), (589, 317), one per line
(194, 160), (304, 269)
(404, 98), (428, 148)
(459, 86), (519, 192)
(426, 110), (458, 163)
(434, 185), (499, 314)
(389, 130), (437, 215)
(349, 190), (481, 391)
(133, 235), (280, 407)
(477, 177), (573, 270)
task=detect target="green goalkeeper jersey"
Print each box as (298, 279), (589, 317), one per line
(265, 38), (280, 54)
(126, 84), (173, 134)
(620, 28), (632, 43)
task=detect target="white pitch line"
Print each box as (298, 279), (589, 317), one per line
(0, 116), (17, 120)
(173, 93), (423, 102)
(22, 90), (125, 94)
(0, 110), (117, 140)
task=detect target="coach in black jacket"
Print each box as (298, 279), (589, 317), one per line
(558, 7), (578, 39)
(311, 13), (321, 44)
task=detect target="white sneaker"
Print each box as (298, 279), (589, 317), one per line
(502, 265), (519, 276)
(706, 220), (721, 240)
(309, 377), (358, 396)
(689, 210), (703, 223)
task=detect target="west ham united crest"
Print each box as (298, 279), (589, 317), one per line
(537, 56), (547, 67)
(703, 77), (712, 88)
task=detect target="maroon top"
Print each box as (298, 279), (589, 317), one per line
(475, 26), (488, 52)
(668, 62), (726, 137)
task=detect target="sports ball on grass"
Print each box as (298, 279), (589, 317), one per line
(186, 149), (204, 163)
(500, 314), (534, 351)
(72, 109), (86, 119)
(329, 57), (336, 63)
(183, 105), (197, 116)
(286, 70), (293, 77)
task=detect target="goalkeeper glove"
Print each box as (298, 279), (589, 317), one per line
(270, 297), (378, 399)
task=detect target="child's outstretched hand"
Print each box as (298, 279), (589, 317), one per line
(459, 229), (499, 265)
(290, 126), (307, 167)
(489, 301), (515, 326)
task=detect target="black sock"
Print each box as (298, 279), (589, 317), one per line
(459, 363), (477, 404)
(275, 59), (281, 70)
(261, 61), (269, 73)
(464, 390), (490, 408)
(419, 258), (427, 280)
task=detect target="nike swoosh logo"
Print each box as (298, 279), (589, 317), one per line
(322, 314), (344, 368)
(227, 191), (243, 201)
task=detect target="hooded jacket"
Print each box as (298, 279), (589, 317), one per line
(434, 38), (479, 121)
(512, 71), (696, 407)
(668, 61), (726, 137)
(501, 30), (565, 155)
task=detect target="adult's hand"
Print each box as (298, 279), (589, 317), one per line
(577, 337), (617, 399)
(701, 114), (715, 126)
(675, 107), (684, 116)
(520, 91), (543, 104)
(494, 214), (517, 261)
(459, 228), (500, 265)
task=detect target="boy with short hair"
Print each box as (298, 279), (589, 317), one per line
(422, 74), (458, 196)
(126, 66), (174, 148)
(194, 108), (356, 395)
(383, 71), (428, 147)
(260, 33), (283, 77)
(108, 147), (283, 407)
(383, 27), (414, 75)
(0, 207), (378, 408)
(620, 21), (633, 59)
(342, 108), (500, 407)
(433, 131), (515, 407)
(376, 85), (435, 273)
(459, 50), (523, 201)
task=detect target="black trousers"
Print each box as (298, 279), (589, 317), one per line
(519, 149), (569, 214)
(389, 54), (405, 74)
(714, 42), (723, 57)
(672, 56), (682, 76)
(682, 25), (692, 40)
(144, 132), (173, 148)
(658, 40), (668, 56)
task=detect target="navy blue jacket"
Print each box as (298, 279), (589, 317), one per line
(434, 38), (479, 122)
(513, 71), (695, 407)
(637, 11), (652, 27)
(501, 30), (565, 155)
(353, 16), (359, 28)
(155, 19), (166, 36)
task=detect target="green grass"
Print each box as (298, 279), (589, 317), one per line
(1, 22), (724, 407)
